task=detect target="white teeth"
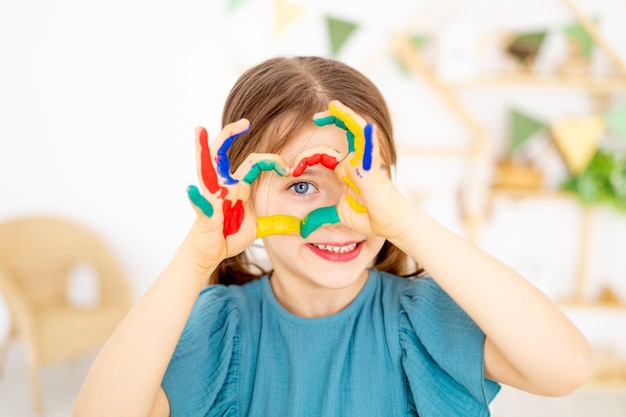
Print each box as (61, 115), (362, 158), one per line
(313, 243), (358, 253)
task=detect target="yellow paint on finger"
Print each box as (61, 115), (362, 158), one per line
(329, 102), (366, 165)
(346, 195), (368, 213)
(342, 176), (361, 194)
(329, 102), (361, 132)
(257, 215), (301, 238)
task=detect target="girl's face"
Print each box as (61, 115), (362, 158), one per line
(253, 124), (386, 297)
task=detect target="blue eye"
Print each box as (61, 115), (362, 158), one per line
(290, 181), (317, 195)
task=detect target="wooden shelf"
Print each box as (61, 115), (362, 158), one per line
(559, 300), (626, 310)
(393, 5), (626, 387)
(489, 186), (577, 201)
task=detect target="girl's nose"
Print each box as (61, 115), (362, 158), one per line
(321, 179), (348, 208)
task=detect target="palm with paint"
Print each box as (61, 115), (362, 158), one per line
(186, 119), (271, 267)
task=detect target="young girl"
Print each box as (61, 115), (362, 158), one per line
(73, 56), (591, 417)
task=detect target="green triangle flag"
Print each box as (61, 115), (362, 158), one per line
(605, 103), (626, 140)
(564, 18), (598, 60)
(508, 109), (547, 156)
(326, 16), (358, 56)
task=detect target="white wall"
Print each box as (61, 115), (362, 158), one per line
(1, 0), (626, 415)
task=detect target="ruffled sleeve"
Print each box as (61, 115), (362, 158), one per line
(162, 285), (240, 417)
(398, 277), (500, 417)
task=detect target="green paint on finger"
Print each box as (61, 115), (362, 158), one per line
(243, 160), (287, 184)
(300, 205), (340, 238)
(314, 115), (337, 127)
(187, 185), (214, 217)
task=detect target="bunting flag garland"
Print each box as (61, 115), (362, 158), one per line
(563, 18), (598, 61)
(605, 103), (626, 140)
(508, 109), (547, 157)
(273, 0), (305, 35)
(551, 115), (605, 174)
(325, 16), (358, 56)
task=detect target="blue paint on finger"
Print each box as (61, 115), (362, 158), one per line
(363, 123), (373, 171)
(216, 126), (250, 185)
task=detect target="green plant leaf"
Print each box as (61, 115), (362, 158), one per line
(561, 149), (626, 212)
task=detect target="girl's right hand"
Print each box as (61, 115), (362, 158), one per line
(182, 119), (267, 275)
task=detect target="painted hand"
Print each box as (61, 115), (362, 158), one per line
(187, 119), (288, 261)
(187, 101), (396, 243)
(314, 100), (405, 239)
(259, 99), (382, 239)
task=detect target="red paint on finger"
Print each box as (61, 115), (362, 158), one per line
(223, 199), (245, 236)
(292, 154), (339, 176)
(198, 127), (228, 199)
(321, 154), (339, 170)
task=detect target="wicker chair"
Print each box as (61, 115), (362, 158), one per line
(0, 216), (132, 414)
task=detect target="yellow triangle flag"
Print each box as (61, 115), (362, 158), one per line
(273, 0), (304, 36)
(551, 115), (605, 174)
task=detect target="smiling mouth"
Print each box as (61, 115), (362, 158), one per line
(310, 242), (359, 253)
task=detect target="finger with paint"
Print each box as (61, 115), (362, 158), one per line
(254, 147), (343, 238)
(256, 215), (301, 238)
(193, 119), (250, 201)
(290, 145), (342, 177)
(313, 113), (356, 154)
(187, 119), (251, 237)
(341, 176), (367, 213)
(313, 101), (374, 171)
(232, 153), (289, 184)
(200, 119), (251, 191)
(313, 102), (373, 215)
(256, 206), (341, 239)
(300, 206), (341, 238)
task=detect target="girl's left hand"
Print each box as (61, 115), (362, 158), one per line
(313, 100), (413, 242)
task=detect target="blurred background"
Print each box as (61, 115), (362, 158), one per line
(1, 0), (626, 415)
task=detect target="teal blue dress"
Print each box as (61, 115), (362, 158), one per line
(162, 269), (500, 416)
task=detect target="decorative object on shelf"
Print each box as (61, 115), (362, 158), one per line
(558, 19), (598, 76)
(508, 108), (548, 157)
(553, 104), (626, 210)
(494, 103), (625, 200)
(493, 160), (544, 190)
(503, 30), (547, 72)
(564, 19), (597, 61)
(596, 285), (621, 306)
(493, 109), (547, 190)
(561, 149), (626, 212)
(551, 114), (605, 175)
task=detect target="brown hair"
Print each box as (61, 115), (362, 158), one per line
(210, 56), (422, 285)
